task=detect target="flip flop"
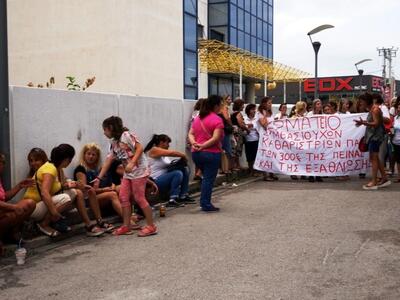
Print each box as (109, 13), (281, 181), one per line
(37, 223), (60, 238)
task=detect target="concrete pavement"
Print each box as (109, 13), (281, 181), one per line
(1, 177), (400, 299)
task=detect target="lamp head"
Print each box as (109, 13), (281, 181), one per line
(312, 41), (321, 54)
(307, 24), (334, 36)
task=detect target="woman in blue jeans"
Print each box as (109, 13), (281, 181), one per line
(188, 95), (224, 212)
(145, 134), (194, 207)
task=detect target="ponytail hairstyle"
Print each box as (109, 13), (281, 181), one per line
(50, 144), (75, 168)
(144, 134), (171, 152)
(194, 98), (206, 111)
(199, 95), (223, 119)
(102, 116), (129, 140)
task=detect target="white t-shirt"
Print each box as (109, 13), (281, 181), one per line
(148, 156), (170, 179)
(380, 104), (390, 119)
(274, 112), (287, 120)
(392, 116), (400, 145)
(108, 131), (150, 179)
(243, 115), (259, 142)
(389, 107), (396, 116)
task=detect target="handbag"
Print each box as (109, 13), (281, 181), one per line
(358, 137), (368, 152)
(166, 158), (187, 172)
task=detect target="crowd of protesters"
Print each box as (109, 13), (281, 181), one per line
(1, 93), (399, 252)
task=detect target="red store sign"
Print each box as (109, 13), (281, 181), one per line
(304, 77), (354, 92)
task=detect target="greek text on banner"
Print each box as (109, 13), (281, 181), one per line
(254, 113), (370, 176)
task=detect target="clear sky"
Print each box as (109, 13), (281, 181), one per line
(274, 0), (400, 79)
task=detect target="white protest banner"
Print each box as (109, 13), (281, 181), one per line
(254, 113), (370, 176)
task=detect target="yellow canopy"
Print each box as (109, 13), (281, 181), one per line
(198, 39), (310, 82)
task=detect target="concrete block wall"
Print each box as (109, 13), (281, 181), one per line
(9, 86), (195, 186)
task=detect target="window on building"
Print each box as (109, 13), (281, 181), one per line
(183, 0), (198, 100)
(210, 29), (225, 42)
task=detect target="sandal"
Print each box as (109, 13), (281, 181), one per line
(37, 223), (60, 238)
(97, 220), (114, 233)
(138, 225), (157, 237)
(377, 179), (392, 188)
(86, 224), (104, 237)
(263, 176), (274, 181)
(270, 174), (279, 181)
(362, 183), (378, 190)
(112, 225), (134, 236)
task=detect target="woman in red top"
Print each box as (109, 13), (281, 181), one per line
(188, 95), (224, 212)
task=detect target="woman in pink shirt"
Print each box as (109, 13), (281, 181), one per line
(188, 95), (224, 212)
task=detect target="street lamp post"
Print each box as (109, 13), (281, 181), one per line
(355, 59), (372, 94)
(307, 24), (334, 100)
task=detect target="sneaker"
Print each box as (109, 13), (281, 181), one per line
(377, 180), (392, 188)
(51, 217), (71, 233)
(202, 206), (220, 213)
(138, 225), (158, 237)
(362, 184), (378, 190)
(112, 225), (134, 236)
(166, 199), (184, 207)
(86, 224), (105, 237)
(179, 195), (196, 204)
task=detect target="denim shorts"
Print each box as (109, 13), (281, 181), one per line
(368, 140), (381, 153)
(222, 134), (232, 157)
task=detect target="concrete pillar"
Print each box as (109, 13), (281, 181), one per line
(0, 0), (10, 187)
(245, 81), (256, 103)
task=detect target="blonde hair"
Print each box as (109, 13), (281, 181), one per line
(295, 101), (307, 115)
(79, 143), (101, 169)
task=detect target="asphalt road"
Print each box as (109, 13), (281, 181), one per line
(1, 177), (400, 300)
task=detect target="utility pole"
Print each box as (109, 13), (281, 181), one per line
(0, 0), (10, 188)
(378, 47), (398, 100)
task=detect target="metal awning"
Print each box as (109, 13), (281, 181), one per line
(198, 39), (310, 82)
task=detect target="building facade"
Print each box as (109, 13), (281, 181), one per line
(265, 75), (400, 104)
(8, 0), (304, 103)
(207, 0), (274, 99)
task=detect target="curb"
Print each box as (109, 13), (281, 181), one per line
(1, 170), (254, 263)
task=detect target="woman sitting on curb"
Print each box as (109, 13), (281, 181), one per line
(0, 153), (36, 251)
(145, 134), (195, 207)
(74, 143), (122, 219)
(25, 144), (104, 237)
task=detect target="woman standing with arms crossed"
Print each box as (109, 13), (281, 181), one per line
(188, 95), (224, 212)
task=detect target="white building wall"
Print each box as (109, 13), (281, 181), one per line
(7, 0), (184, 99)
(9, 87), (194, 186)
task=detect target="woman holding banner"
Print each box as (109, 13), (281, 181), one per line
(257, 97), (278, 181)
(307, 99), (323, 116)
(244, 104), (259, 176)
